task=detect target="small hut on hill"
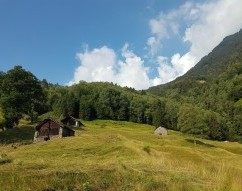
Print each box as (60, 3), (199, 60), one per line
(61, 116), (84, 127)
(34, 118), (75, 142)
(154, 126), (168, 136)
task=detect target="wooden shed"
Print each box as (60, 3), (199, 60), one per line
(61, 116), (84, 127)
(154, 126), (168, 136)
(34, 118), (75, 142)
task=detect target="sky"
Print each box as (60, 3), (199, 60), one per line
(1, 0), (242, 90)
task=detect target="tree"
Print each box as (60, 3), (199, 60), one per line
(152, 99), (165, 127)
(79, 95), (96, 120)
(96, 88), (121, 120)
(0, 71), (5, 99)
(178, 104), (209, 141)
(205, 111), (227, 141)
(164, 100), (179, 130)
(52, 91), (80, 118)
(117, 94), (130, 121)
(0, 66), (47, 127)
(129, 97), (146, 123)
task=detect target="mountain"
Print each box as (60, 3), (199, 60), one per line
(148, 29), (242, 96)
(147, 29), (242, 142)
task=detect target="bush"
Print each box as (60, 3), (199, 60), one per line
(143, 145), (151, 154)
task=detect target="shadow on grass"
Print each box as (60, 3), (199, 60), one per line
(0, 126), (35, 145)
(185, 139), (215, 148)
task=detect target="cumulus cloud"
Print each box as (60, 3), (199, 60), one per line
(68, 46), (116, 85)
(147, 36), (162, 57)
(147, 1), (194, 56)
(117, 44), (151, 89)
(68, 44), (151, 90)
(149, 0), (242, 84)
(69, 0), (242, 89)
(152, 56), (177, 86)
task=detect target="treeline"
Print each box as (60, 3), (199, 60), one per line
(0, 67), (166, 129)
(46, 82), (166, 127)
(1, 65), (242, 142)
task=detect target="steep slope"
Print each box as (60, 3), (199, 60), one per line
(148, 29), (242, 96)
(147, 29), (242, 142)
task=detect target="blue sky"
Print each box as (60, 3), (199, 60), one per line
(1, 0), (242, 89)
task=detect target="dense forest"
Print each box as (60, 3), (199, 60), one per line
(0, 30), (242, 142)
(0, 66), (166, 130)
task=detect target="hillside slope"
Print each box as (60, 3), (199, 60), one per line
(0, 120), (242, 191)
(147, 30), (242, 142)
(148, 29), (242, 95)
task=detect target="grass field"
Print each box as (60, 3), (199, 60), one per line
(0, 120), (242, 191)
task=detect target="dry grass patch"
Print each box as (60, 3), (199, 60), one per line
(0, 120), (242, 190)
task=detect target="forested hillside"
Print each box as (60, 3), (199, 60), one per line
(148, 29), (242, 142)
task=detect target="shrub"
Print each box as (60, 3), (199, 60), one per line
(143, 145), (151, 154)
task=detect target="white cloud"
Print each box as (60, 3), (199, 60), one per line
(146, 36), (162, 57)
(117, 44), (151, 89)
(148, 0), (242, 84)
(152, 56), (177, 85)
(68, 44), (151, 90)
(146, 1), (194, 56)
(69, 0), (242, 89)
(68, 46), (116, 85)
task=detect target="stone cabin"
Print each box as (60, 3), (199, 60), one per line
(154, 126), (168, 136)
(34, 118), (75, 142)
(61, 116), (84, 127)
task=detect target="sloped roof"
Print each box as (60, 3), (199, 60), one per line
(36, 118), (74, 132)
(61, 116), (84, 125)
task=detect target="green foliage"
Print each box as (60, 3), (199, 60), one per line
(143, 145), (151, 154)
(177, 104), (227, 140)
(148, 30), (242, 142)
(163, 100), (179, 130)
(46, 81), (166, 127)
(152, 99), (165, 127)
(178, 104), (209, 138)
(0, 66), (47, 127)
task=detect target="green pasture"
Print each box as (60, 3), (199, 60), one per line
(0, 120), (242, 191)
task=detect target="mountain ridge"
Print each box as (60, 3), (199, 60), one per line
(148, 29), (242, 95)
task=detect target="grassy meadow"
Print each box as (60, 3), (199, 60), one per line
(0, 120), (242, 191)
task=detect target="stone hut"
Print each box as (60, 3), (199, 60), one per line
(34, 118), (75, 142)
(61, 116), (84, 127)
(154, 126), (168, 136)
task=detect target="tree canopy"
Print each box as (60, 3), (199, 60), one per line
(0, 66), (47, 128)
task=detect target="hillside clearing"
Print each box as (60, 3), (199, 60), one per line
(0, 120), (242, 191)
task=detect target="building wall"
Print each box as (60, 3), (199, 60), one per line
(62, 128), (75, 137)
(38, 121), (60, 136)
(33, 133), (60, 143)
(34, 126), (74, 143)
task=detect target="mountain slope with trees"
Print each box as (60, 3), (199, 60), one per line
(148, 29), (242, 141)
(148, 29), (242, 95)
